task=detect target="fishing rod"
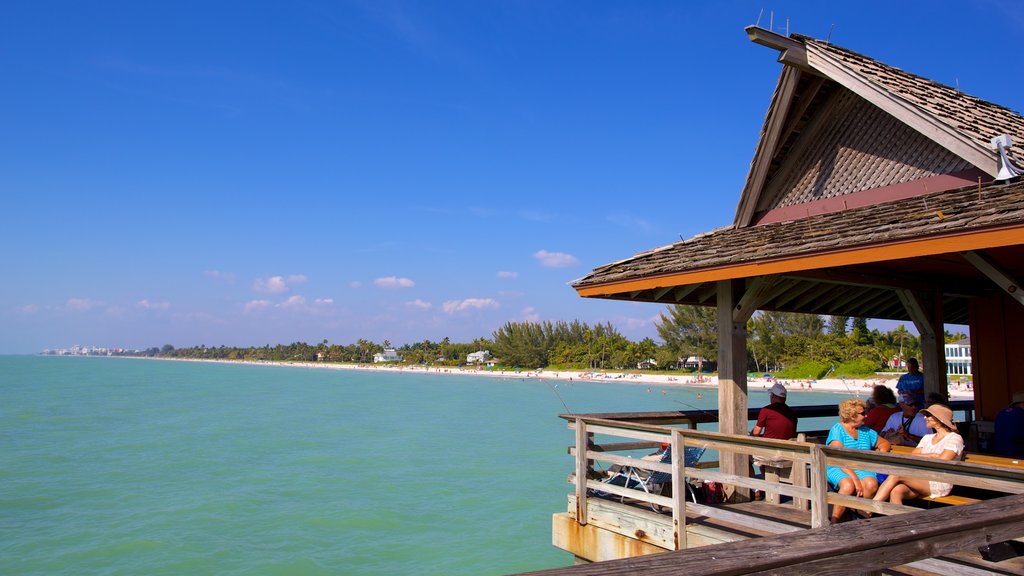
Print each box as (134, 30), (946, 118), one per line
(547, 380), (572, 413)
(672, 399), (720, 422)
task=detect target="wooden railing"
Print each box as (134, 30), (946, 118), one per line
(567, 414), (1024, 551)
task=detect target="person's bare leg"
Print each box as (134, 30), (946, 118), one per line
(874, 475), (900, 502)
(890, 483), (922, 505)
(831, 478), (854, 524)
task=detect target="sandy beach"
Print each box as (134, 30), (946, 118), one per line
(165, 357), (974, 400)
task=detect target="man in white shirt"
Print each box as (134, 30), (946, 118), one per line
(881, 393), (930, 446)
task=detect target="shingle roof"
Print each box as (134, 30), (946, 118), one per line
(573, 178), (1024, 290)
(801, 36), (1024, 158)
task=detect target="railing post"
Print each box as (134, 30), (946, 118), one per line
(671, 429), (687, 550)
(792, 433), (809, 510)
(809, 444), (829, 528)
(575, 417), (588, 525)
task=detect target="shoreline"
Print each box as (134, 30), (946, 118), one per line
(152, 357), (975, 400)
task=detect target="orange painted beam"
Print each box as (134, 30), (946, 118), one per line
(576, 226), (1024, 298)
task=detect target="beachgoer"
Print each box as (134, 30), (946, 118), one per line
(873, 404), (964, 504)
(826, 398), (892, 524)
(994, 392), (1024, 458)
(896, 358), (925, 408)
(863, 385), (898, 433)
(881, 393), (929, 447)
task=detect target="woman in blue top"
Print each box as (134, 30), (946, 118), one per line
(827, 398), (892, 524)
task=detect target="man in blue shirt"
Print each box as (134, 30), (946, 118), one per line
(995, 392), (1024, 458)
(896, 358), (925, 408)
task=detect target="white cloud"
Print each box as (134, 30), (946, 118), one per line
(374, 276), (415, 288)
(521, 306), (541, 322)
(277, 295), (306, 309)
(533, 249), (579, 268)
(137, 299), (171, 311)
(405, 299), (432, 310)
(607, 213), (654, 232)
(17, 304), (39, 314)
(442, 298), (499, 314)
(253, 276), (290, 294)
(243, 299), (271, 313)
(204, 270), (236, 281)
(497, 271), (519, 279)
(619, 314), (661, 331)
(314, 298), (334, 306)
(65, 298), (101, 312)
(350, 281), (363, 289)
(287, 274), (308, 284)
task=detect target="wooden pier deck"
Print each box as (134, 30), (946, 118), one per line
(532, 406), (1024, 575)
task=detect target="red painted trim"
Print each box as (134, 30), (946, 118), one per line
(751, 169), (990, 226)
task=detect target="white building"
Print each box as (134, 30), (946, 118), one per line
(373, 349), (401, 363)
(467, 350), (491, 364)
(945, 338), (972, 376)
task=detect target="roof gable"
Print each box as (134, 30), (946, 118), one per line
(734, 28), (1024, 228)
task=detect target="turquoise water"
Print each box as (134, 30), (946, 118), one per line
(0, 357), (849, 575)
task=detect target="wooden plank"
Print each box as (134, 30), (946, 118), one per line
(576, 418), (588, 524)
(962, 250), (1024, 307)
(521, 493), (1024, 575)
(672, 430), (686, 550)
(684, 501), (806, 536)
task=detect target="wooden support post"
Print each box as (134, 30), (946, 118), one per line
(962, 250), (1024, 307)
(792, 433), (809, 510)
(671, 429), (686, 551)
(575, 418), (588, 525)
(809, 444), (829, 528)
(717, 280), (749, 500)
(896, 289), (946, 401)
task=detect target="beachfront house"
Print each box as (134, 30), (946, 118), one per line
(544, 25), (1024, 573)
(945, 338), (972, 377)
(372, 348), (400, 363)
(466, 350), (491, 364)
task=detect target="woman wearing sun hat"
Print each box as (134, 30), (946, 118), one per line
(873, 403), (964, 505)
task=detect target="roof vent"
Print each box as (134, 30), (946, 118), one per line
(991, 134), (1023, 181)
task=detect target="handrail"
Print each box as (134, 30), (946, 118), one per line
(567, 412), (1024, 547)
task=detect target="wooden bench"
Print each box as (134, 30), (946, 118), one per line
(887, 444), (1023, 506)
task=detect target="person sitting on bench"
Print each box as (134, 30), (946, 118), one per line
(873, 404), (964, 505)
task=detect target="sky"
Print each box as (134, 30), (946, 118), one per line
(2, 1), (1022, 354)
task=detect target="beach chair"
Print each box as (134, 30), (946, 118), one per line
(597, 445), (706, 508)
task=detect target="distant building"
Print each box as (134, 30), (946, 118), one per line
(637, 358), (657, 370)
(945, 338), (972, 376)
(681, 356), (715, 371)
(373, 349), (401, 363)
(467, 350), (491, 364)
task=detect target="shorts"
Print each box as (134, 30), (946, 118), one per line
(826, 465), (877, 489)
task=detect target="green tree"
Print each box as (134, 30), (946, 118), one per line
(656, 305), (717, 372)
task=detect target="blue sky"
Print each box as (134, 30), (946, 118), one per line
(2, 1), (1021, 354)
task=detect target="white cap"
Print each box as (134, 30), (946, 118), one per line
(769, 383), (787, 398)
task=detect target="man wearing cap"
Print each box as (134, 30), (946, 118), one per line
(750, 383), (798, 499)
(994, 392), (1024, 458)
(751, 383), (798, 440)
(896, 358), (925, 409)
(881, 393), (930, 446)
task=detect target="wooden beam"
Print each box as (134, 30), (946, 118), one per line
(771, 281), (818, 308)
(716, 280), (749, 500)
(962, 250), (1024, 307)
(732, 277), (781, 323)
(745, 26), (810, 70)
(671, 283), (702, 303)
(575, 227), (1024, 299)
(734, 64), (803, 228)
(783, 268), (980, 297)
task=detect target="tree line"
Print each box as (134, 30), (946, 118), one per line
(129, 305), (966, 378)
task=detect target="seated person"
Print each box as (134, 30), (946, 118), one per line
(881, 393), (930, 447)
(873, 404), (964, 504)
(994, 392), (1024, 458)
(826, 398), (892, 524)
(863, 385), (898, 433)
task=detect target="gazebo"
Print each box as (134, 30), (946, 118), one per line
(572, 26), (1024, 481)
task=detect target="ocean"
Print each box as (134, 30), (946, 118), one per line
(0, 356), (851, 575)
